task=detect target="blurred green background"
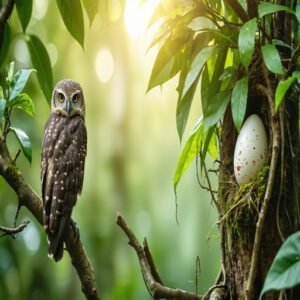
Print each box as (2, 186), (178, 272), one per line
(0, 0), (220, 299)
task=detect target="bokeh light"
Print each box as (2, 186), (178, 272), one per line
(95, 48), (114, 83)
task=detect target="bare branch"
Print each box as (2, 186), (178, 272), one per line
(116, 213), (227, 300)
(0, 138), (101, 300)
(0, 0), (15, 49)
(0, 220), (29, 238)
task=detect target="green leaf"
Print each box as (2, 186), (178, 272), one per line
(258, 2), (295, 18)
(16, 0), (32, 32)
(261, 44), (284, 75)
(275, 76), (296, 111)
(56, 0), (85, 47)
(188, 16), (215, 31)
(11, 93), (35, 117)
(231, 76), (248, 131)
(9, 127), (32, 164)
(208, 129), (218, 160)
(7, 61), (15, 84)
(296, 3), (300, 23)
(200, 125), (215, 167)
(182, 46), (215, 99)
(0, 99), (6, 125)
(0, 86), (3, 99)
(82, 0), (98, 26)
(238, 18), (257, 70)
(176, 78), (198, 141)
(147, 35), (187, 91)
(174, 117), (203, 192)
(260, 231), (300, 299)
(9, 69), (35, 101)
(204, 90), (231, 131)
(272, 39), (292, 50)
(26, 35), (53, 102)
(202, 47), (228, 117)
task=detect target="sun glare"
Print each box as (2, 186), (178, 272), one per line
(124, 0), (160, 39)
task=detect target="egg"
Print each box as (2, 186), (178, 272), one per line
(234, 114), (268, 185)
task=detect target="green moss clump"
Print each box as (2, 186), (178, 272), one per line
(225, 165), (269, 246)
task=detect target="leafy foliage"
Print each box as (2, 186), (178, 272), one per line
(56, 0), (85, 48)
(26, 35), (53, 102)
(231, 76), (248, 131)
(260, 231), (300, 298)
(82, 0), (99, 26)
(147, 0), (300, 199)
(9, 127), (32, 164)
(0, 64), (35, 164)
(275, 71), (300, 111)
(238, 18), (257, 71)
(258, 2), (295, 18)
(261, 44), (283, 75)
(15, 0), (32, 33)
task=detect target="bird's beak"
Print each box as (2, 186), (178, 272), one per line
(65, 99), (72, 116)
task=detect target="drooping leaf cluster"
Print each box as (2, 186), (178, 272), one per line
(147, 0), (300, 194)
(1, 0), (101, 103)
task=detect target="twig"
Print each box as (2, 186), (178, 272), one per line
(116, 213), (226, 300)
(0, 0), (14, 50)
(0, 138), (101, 300)
(0, 220), (29, 238)
(13, 149), (21, 163)
(246, 71), (281, 299)
(276, 106), (285, 242)
(143, 238), (164, 285)
(224, 0), (248, 22)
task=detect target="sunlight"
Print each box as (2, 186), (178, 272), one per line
(95, 48), (114, 83)
(124, 0), (160, 39)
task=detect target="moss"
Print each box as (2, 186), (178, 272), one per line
(225, 165), (269, 246)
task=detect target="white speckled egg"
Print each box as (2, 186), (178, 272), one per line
(234, 114), (268, 185)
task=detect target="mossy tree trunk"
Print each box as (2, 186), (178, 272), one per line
(219, 4), (300, 298)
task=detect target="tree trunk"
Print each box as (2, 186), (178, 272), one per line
(219, 47), (300, 300)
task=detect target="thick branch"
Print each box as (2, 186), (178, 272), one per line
(0, 0), (14, 50)
(246, 74), (281, 299)
(0, 138), (100, 300)
(116, 213), (226, 300)
(225, 0), (248, 22)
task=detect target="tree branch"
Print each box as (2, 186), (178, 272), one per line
(0, 0), (15, 50)
(0, 137), (101, 300)
(246, 68), (281, 299)
(0, 220), (29, 237)
(224, 0), (248, 22)
(116, 213), (226, 300)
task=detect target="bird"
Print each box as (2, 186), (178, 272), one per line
(41, 79), (87, 261)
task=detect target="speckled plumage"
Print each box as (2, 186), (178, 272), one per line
(41, 80), (87, 261)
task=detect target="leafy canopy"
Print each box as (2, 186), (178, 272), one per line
(147, 0), (300, 197)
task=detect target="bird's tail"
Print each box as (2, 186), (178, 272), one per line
(48, 217), (67, 262)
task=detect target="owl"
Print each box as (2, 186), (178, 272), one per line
(41, 79), (87, 261)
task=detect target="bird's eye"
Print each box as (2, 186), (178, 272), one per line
(58, 93), (65, 103)
(72, 94), (78, 103)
